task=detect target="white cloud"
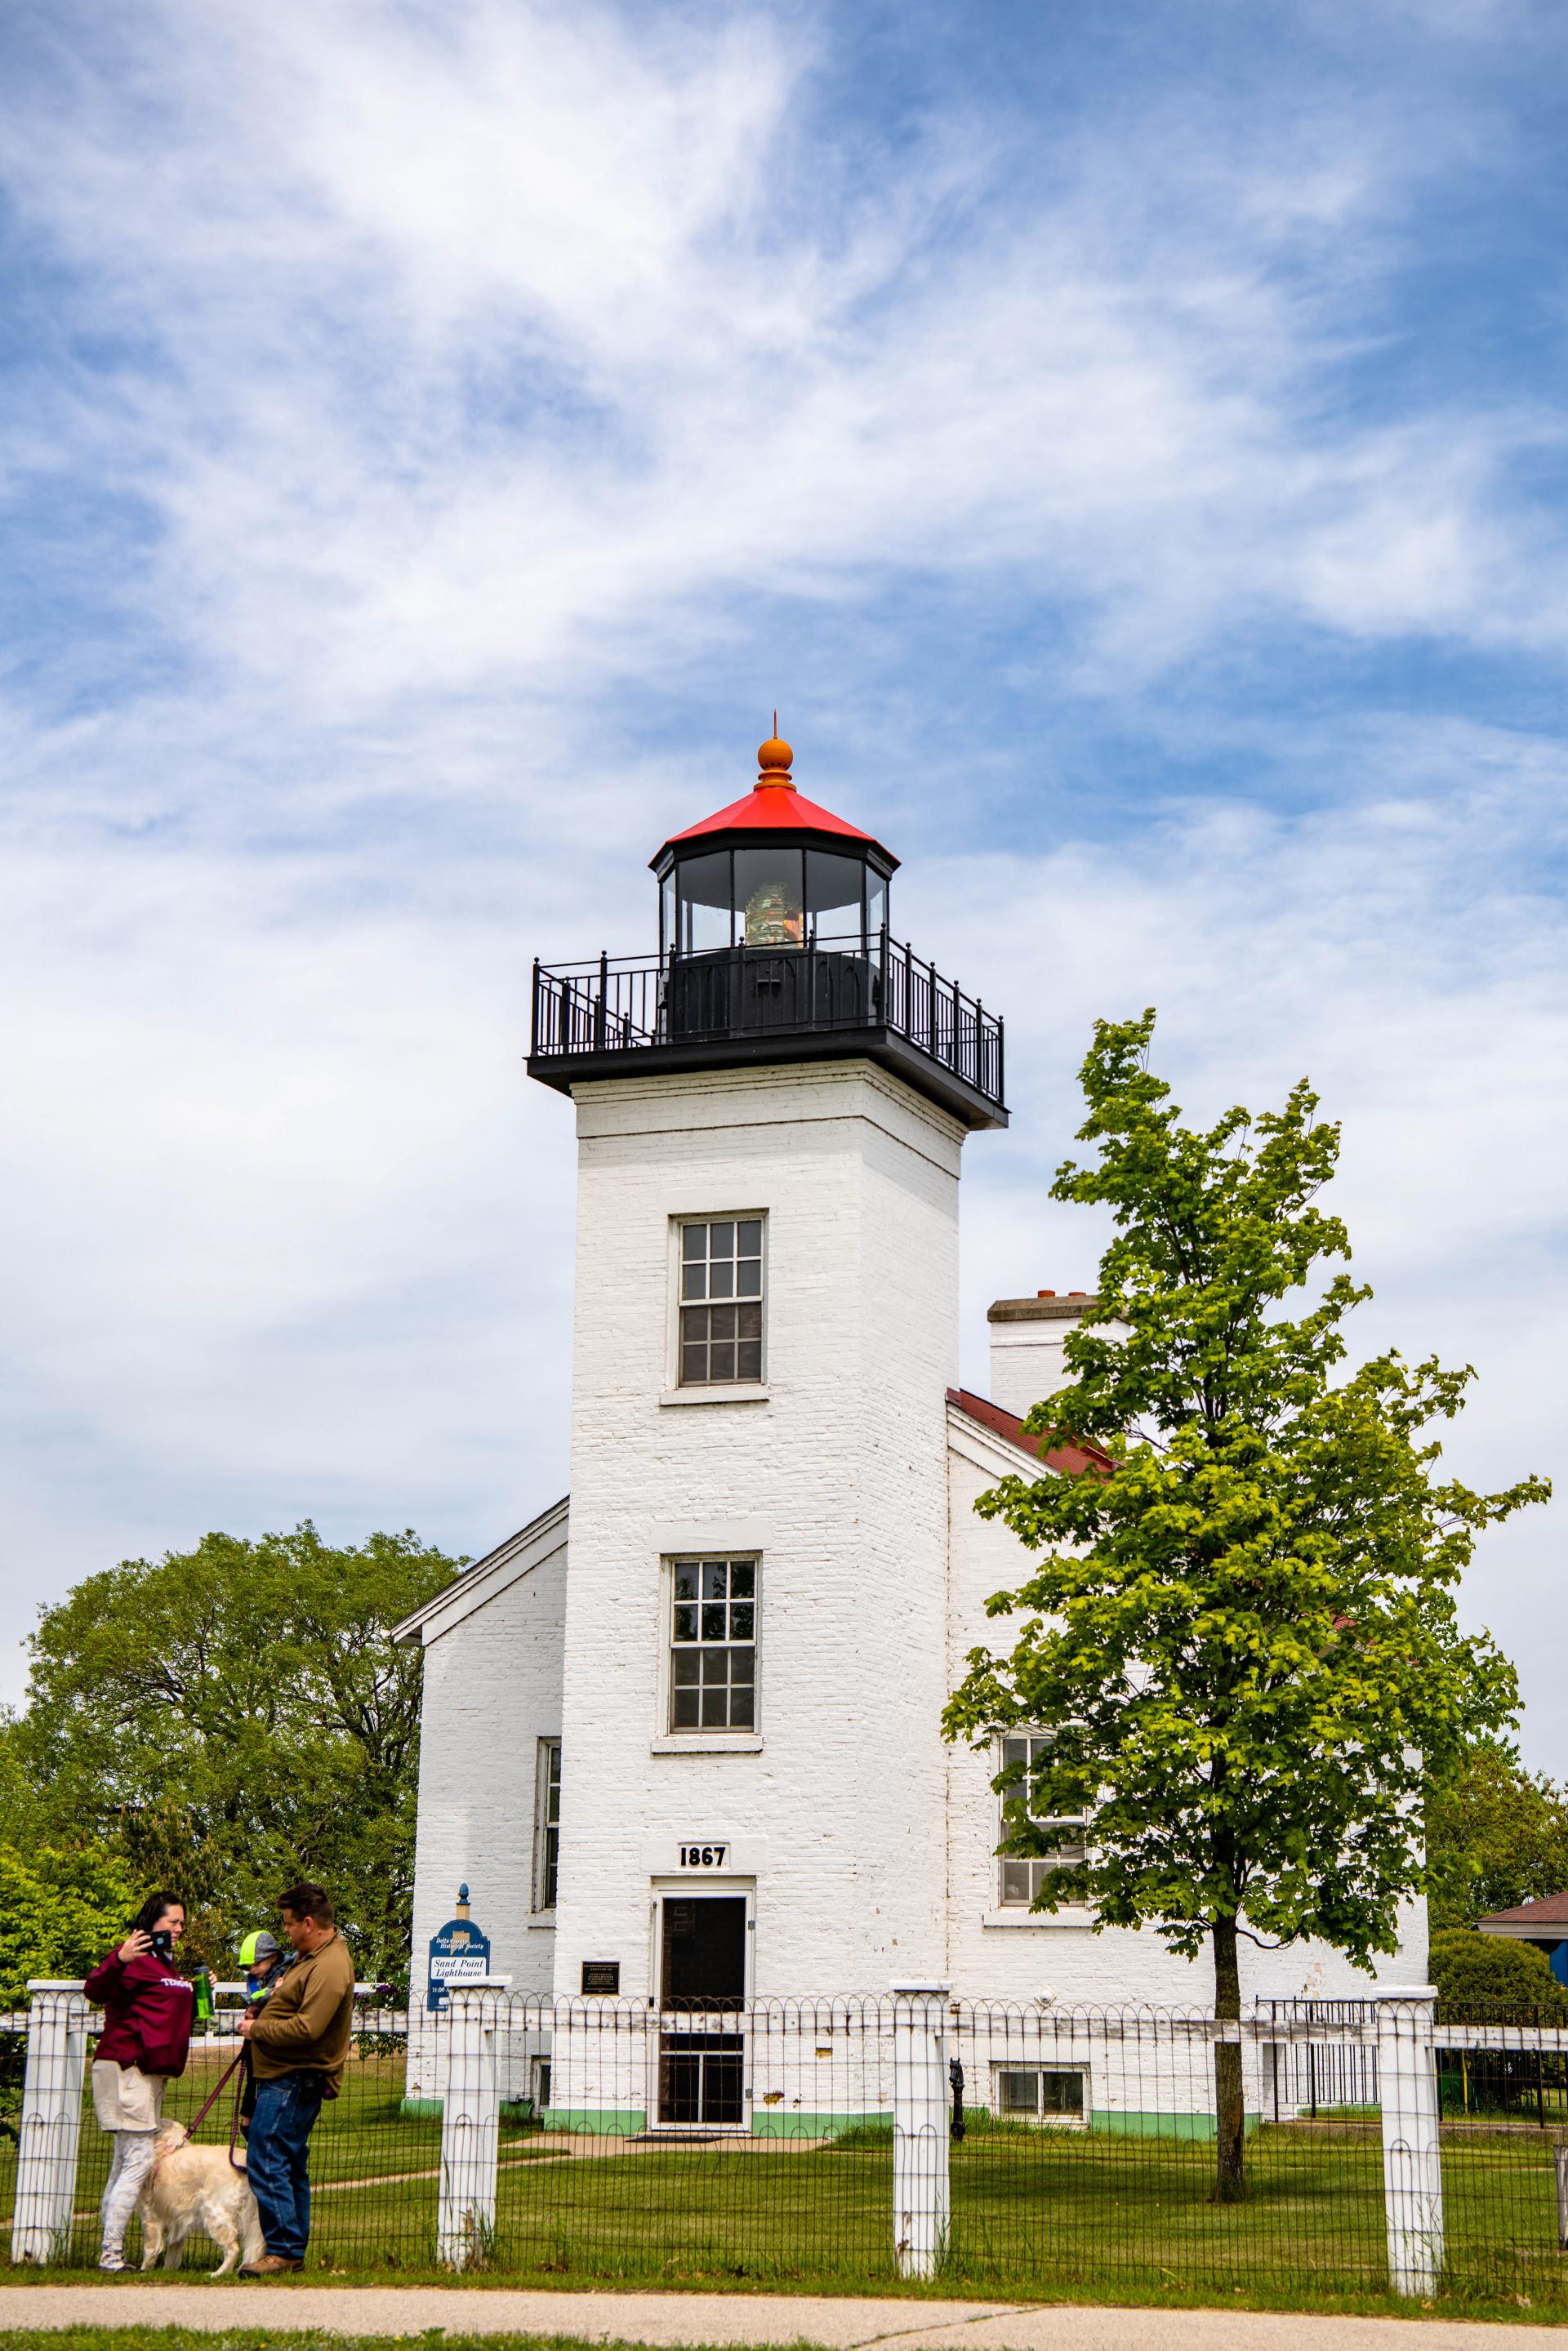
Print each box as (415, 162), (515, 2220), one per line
(3, 0), (1564, 745)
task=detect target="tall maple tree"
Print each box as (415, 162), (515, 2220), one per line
(945, 1011), (1546, 2198)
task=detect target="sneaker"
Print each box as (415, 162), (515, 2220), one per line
(97, 2254), (126, 2273)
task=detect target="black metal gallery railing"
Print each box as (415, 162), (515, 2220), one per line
(531, 933), (1004, 1111)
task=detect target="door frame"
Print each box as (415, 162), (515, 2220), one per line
(648, 1877), (756, 2131)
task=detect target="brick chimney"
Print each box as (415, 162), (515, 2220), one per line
(986, 1289), (1101, 1419)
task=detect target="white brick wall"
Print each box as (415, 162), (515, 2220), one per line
(552, 1058), (964, 2001)
(403, 1525), (566, 2099)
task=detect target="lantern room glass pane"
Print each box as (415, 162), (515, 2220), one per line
(804, 850), (865, 944)
(677, 851), (733, 953)
(734, 848), (804, 947)
(866, 869), (887, 938)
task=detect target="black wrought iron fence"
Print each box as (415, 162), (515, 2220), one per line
(530, 933), (1004, 1111)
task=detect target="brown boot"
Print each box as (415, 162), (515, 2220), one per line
(238, 2252), (302, 2275)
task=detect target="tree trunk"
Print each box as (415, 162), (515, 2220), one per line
(1211, 1912), (1245, 2202)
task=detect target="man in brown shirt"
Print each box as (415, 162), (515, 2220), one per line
(237, 1881), (356, 2273)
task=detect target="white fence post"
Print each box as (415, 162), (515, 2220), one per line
(891, 1982), (950, 2280)
(11, 1983), (89, 2265)
(436, 1977), (510, 2270)
(1375, 1985), (1444, 2295)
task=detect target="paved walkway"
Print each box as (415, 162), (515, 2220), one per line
(0, 2287), (1561, 2346)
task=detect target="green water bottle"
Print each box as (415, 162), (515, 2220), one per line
(193, 1965), (213, 2024)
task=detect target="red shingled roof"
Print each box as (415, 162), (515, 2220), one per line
(947, 1387), (1113, 1479)
(661, 784), (890, 857)
(1481, 1892), (1568, 1928)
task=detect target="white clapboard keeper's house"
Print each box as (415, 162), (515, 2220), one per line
(394, 731), (1423, 2114)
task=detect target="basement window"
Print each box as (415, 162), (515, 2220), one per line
(995, 2067), (1087, 2125)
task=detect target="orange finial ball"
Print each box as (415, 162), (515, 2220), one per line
(757, 721), (794, 786)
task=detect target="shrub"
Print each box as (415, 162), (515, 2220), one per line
(1428, 1927), (1568, 2024)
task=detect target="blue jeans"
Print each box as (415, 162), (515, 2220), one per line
(246, 2069), (326, 2261)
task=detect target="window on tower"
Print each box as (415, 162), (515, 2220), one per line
(668, 1556), (757, 1730)
(677, 1217), (764, 1385)
(996, 1732), (1086, 1905)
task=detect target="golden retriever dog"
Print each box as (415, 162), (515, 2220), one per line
(136, 2117), (265, 2276)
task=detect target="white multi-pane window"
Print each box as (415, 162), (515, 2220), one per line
(997, 1732), (1086, 1905)
(534, 1738), (561, 1911)
(678, 1218), (764, 1385)
(669, 1557), (757, 1730)
(994, 2066), (1087, 2125)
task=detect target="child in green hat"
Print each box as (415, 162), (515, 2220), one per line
(236, 1929), (286, 2130)
(238, 1930), (283, 2006)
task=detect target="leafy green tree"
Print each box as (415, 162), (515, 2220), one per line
(1426, 1739), (1568, 1929)
(0, 1842), (138, 2009)
(13, 1524), (460, 1986)
(945, 1011), (1546, 2200)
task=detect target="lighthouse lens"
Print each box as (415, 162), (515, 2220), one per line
(735, 848), (804, 947)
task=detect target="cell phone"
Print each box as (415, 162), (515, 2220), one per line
(149, 1929), (173, 1959)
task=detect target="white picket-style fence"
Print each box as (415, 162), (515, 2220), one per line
(9, 1978), (1563, 2294)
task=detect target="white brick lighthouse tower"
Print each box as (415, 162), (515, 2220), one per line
(398, 730), (1421, 2120)
(528, 730), (1007, 2023)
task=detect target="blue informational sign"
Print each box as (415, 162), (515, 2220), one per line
(426, 1885), (492, 2013)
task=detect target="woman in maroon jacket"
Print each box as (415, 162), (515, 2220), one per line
(83, 1890), (194, 2270)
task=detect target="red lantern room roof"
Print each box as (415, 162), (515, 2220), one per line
(653, 731), (898, 869)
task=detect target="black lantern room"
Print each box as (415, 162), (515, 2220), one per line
(651, 732), (896, 1041)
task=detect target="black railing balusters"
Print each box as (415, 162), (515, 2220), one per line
(528, 937), (1004, 1110)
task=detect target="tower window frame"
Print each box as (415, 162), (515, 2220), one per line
(675, 1215), (766, 1387)
(666, 1555), (758, 1733)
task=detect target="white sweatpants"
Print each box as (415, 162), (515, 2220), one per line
(100, 2131), (157, 2260)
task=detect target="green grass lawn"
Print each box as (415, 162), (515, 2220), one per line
(5, 2054), (1566, 2316)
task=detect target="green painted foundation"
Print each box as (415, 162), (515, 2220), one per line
(1089, 2108), (1264, 2139)
(546, 2108), (647, 2135)
(752, 2109), (884, 2139)
(396, 2098), (1256, 2140)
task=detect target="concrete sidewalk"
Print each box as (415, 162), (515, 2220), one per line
(0, 2286), (1561, 2347)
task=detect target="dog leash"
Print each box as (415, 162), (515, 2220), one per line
(177, 2044), (251, 2175)
(187, 2049), (245, 2135)
(227, 2051), (247, 2172)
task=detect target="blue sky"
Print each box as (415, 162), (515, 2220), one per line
(2, 0), (1565, 1766)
